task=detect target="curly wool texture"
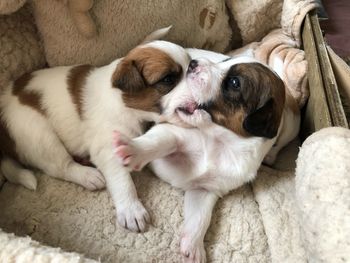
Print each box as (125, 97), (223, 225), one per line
(226, 0), (319, 45)
(31, 0), (232, 67)
(253, 167), (307, 262)
(296, 127), (350, 262)
(0, 169), (271, 263)
(0, 4), (45, 86)
(0, 0), (27, 15)
(0, 230), (97, 263)
(0, 139), (306, 262)
(226, 0), (283, 45)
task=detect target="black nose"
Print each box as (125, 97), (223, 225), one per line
(188, 60), (198, 73)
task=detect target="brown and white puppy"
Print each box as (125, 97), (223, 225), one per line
(0, 32), (191, 232)
(114, 53), (300, 262)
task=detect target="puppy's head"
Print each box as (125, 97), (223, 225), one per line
(112, 41), (190, 114)
(164, 56), (285, 138)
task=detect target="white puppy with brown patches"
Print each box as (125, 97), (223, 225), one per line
(114, 52), (300, 262)
(0, 28), (191, 232)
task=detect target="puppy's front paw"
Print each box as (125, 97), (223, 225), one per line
(67, 164), (106, 191)
(180, 234), (206, 263)
(117, 200), (150, 232)
(113, 131), (147, 171)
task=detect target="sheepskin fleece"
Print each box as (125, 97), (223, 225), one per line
(0, 167), (273, 263)
(0, 0), (26, 15)
(0, 230), (96, 263)
(226, 0), (283, 45)
(226, 0), (319, 45)
(253, 167), (306, 262)
(31, 0), (233, 67)
(0, 4), (45, 86)
(296, 127), (350, 262)
(30, 0), (319, 67)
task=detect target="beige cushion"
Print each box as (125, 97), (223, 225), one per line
(0, 4), (45, 84)
(31, 0), (233, 66)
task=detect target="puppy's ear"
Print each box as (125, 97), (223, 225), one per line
(243, 98), (281, 139)
(112, 59), (146, 93)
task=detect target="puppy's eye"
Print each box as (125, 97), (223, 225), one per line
(227, 76), (240, 90)
(159, 74), (177, 85)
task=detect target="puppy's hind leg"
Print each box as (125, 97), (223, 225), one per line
(0, 157), (37, 190)
(180, 189), (219, 263)
(33, 143), (106, 191)
(11, 113), (105, 191)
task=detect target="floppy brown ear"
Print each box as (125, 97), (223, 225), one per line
(112, 59), (146, 93)
(243, 98), (281, 139)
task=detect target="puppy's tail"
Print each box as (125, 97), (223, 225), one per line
(0, 157), (37, 190)
(141, 25), (172, 44)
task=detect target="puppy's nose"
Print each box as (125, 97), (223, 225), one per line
(188, 60), (198, 73)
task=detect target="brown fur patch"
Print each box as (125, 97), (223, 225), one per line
(112, 47), (183, 113)
(67, 64), (95, 117)
(207, 99), (249, 137)
(122, 90), (162, 113)
(12, 73), (46, 115)
(207, 63), (285, 138)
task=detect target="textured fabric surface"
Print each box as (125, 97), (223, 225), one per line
(226, 0), (283, 45)
(0, 169), (271, 262)
(0, 0), (27, 15)
(226, 0), (319, 45)
(281, 0), (320, 45)
(31, 0), (232, 67)
(252, 167), (307, 263)
(0, 229), (97, 263)
(251, 138), (306, 262)
(296, 127), (350, 263)
(0, 4), (45, 89)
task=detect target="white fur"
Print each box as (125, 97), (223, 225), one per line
(115, 50), (300, 262)
(115, 123), (274, 263)
(187, 48), (229, 63)
(0, 39), (190, 232)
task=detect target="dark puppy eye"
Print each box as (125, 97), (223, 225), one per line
(227, 76), (240, 90)
(159, 74), (177, 85)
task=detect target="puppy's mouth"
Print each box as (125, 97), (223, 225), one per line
(176, 102), (198, 115)
(175, 101), (212, 127)
(176, 101), (210, 115)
